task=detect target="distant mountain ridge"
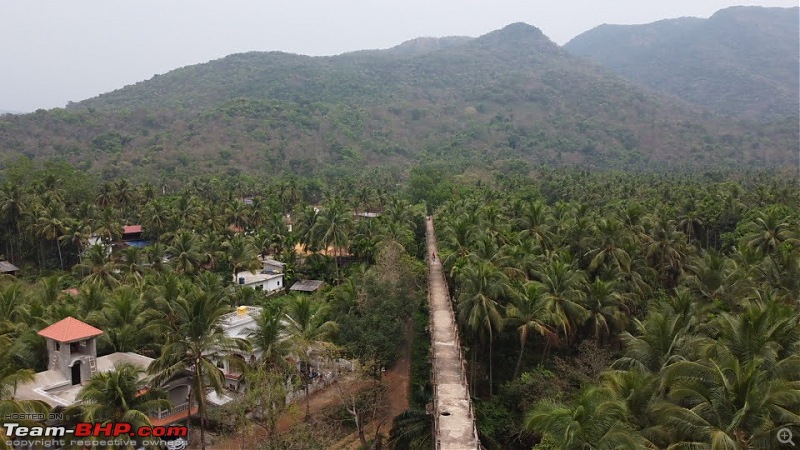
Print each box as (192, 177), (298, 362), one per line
(564, 6), (800, 120)
(0, 22), (797, 180)
(375, 36), (473, 56)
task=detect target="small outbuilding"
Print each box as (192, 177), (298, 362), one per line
(0, 261), (19, 276)
(290, 280), (325, 293)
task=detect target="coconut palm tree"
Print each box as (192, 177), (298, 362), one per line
(755, 250), (800, 302)
(0, 341), (50, 450)
(33, 202), (67, 269)
(440, 214), (478, 278)
(294, 205), (321, 253)
(223, 234), (261, 283)
(699, 297), (800, 369)
(142, 200), (170, 239)
(313, 198), (353, 281)
(585, 218), (632, 276)
(505, 281), (560, 379)
(743, 207), (799, 255)
(88, 286), (150, 353)
(456, 260), (506, 395)
(248, 305), (292, 372)
(284, 295), (338, 419)
(0, 182), (27, 262)
(166, 231), (208, 275)
(678, 209), (705, 244)
(113, 179), (135, 214)
(514, 199), (554, 249)
(96, 183), (115, 208)
(525, 386), (650, 450)
(537, 259), (589, 346)
(383, 198), (419, 233)
(583, 279), (627, 345)
(60, 218), (92, 265)
(93, 207), (122, 244)
(148, 290), (247, 450)
(226, 203), (250, 233)
(601, 369), (667, 447)
(684, 250), (741, 305)
(73, 244), (120, 288)
(501, 235), (543, 282)
(644, 218), (690, 290)
(0, 281), (29, 324)
(71, 362), (170, 435)
(655, 351), (800, 449)
(612, 310), (692, 375)
(117, 246), (146, 280)
(171, 194), (200, 231)
(387, 409), (433, 450)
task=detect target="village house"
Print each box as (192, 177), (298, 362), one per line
(122, 225), (143, 241)
(216, 306), (352, 398)
(13, 310), (350, 442)
(234, 271), (284, 293)
(14, 317), (200, 427)
(233, 255), (286, 294)
(217, 306), (261, 391)
(16, 317), (154, 406)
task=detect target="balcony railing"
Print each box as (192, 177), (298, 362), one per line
(152, 402), (189, 419)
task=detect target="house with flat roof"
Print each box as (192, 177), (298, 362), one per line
(216, 306), (352, 398)
(217, 306), (262, 391)
(234, 270), (284, 293)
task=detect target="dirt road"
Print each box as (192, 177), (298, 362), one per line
(329, 318), (413, 449)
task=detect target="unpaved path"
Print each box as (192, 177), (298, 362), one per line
(330, 318), (413, 449)
(211, 319), (413, 450)
(210, 375), (367, 449)
(212, 276), (416, 450)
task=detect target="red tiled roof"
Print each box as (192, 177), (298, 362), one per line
(123, 225), (142, 234)
(38, 317), (103, 343)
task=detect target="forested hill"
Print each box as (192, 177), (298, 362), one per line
(0, 22), (797, 181)
(70, 23), (608, 111)
(564, 6), (800, 120)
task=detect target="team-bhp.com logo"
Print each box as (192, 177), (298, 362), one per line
(4, 422), (188, 448)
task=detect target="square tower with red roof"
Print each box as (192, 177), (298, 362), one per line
(38, 317), (103, 385)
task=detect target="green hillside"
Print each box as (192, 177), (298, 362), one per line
(0, 22), (797, 181)
(565, 6), (800, 120)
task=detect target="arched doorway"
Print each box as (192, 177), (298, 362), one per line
(71, 361), (82, 385)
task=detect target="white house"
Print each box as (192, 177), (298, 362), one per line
(216, 306), (353, 401)
(217, 306), (263, 391)
(234, 270), (284, 293)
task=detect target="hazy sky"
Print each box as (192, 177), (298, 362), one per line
(1, 0), (797, 112)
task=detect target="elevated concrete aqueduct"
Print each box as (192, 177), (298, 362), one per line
(426, 217), (481, 450)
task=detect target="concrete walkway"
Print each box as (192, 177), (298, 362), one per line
(426, 217), (481, 450)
